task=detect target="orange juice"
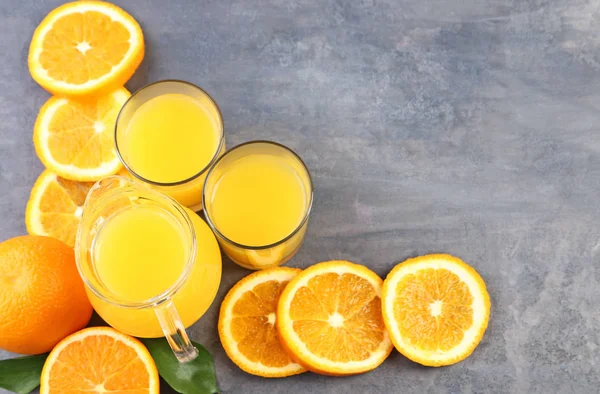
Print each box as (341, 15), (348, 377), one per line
(88, 206), (221, 337)
(204, 142), (313, 269)
(116, 81), (224, 210)
(93, 206), (187, 302)
(210, 155), (307, 246)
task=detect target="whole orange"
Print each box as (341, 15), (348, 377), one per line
(0, 235), (93, 354)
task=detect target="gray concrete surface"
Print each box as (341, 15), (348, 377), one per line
(1, 0), (600, 393)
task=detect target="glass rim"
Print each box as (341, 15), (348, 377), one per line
(114, 79), (225, 187)
(202, 140), (314, 251)
(75, 176), (198, 309)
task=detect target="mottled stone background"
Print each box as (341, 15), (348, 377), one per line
(1, 0), (600, 393)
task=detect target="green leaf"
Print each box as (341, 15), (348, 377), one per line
(141, 338), (218, 394)
(0, 353), (48, 394)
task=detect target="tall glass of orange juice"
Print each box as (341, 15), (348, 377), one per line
(115, 80), (225, 210)
(75, 176), (222, 363)
(203, 141), (313, 269)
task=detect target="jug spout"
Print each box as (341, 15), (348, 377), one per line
(84, 175), (133, 208)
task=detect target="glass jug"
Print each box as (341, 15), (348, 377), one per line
(75, 176), (221, 363)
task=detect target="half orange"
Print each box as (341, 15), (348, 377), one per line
(277, 260), (393, 375)
(40, 327), (159, 394)
(219, 267), (307, 378)
(28, 1), (144, 96)
(382, 254), (491, 366)
(26, 170), (94, 247)
(33, 88), (129, 181)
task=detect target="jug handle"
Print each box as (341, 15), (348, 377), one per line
(154, 300), (199, 363)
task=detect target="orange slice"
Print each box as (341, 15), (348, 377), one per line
(245, 244), (287, 269)
(382, 254), (491, 367)
(276, 260), (393, 375)
(33, 88), (129, 181)
(28, 1), (144, 96)
(26, 170), (94, 247)
(40, 326), (159, 394)
(219, 267), (307, 377)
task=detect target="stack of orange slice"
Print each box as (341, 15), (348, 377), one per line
(25, 1), (144, 246)
(219, 261), (394, 377)
(219, 256), (491, 376)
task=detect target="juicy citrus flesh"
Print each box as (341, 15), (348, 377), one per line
(0, 235), (92, 355)
(277, 261), (393, 375)
(26, 170), (94, 247)
(40, 327), (159, 394)
(219, 267), (307, 377)
(34, 88), (129, 181)
(382, 254), (491, 367)
(28, 1), (144, 96)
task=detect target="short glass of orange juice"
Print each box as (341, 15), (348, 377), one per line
(203, 141), (313, 269)
(115, 80), (225, 211)
(75, 176), (222, 363)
